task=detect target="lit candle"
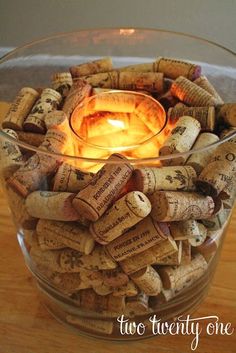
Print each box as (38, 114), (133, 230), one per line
(70, 90), (167, 169)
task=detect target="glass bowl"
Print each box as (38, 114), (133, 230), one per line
(0, 28), (235, 340)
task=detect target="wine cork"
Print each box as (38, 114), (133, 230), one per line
(170, 220), (203, 240)
(158, 253), (208, 292)
(168, 106), (216, 132)
(217, 103), (236, 127)
(58, 249), (92, 272)
(79, 289), (107, 312)
(24, 230), (39, 249)
(30, 243), (63, 272)
(79, 289), (125, 313)
(105, 216), (168, 262)
(6, 123), (69, 198)
(90, 191), (151, 245)
(171, 76), (218, 107)
(194, 75), (224, 104)
(102, 268), (129, 288)
(0, 128), (23, 179)
(45, 114), (73, 156)
(79, 269), (103, 287)
(44, 110), (71, 145)
(149, 290), (170, 308)
(220, 127), (236, 141)
(91, 92), (136, 113)
(186, 133), (220, 174)
(7, 151), (60, 197)
(44, 110), (68, 130)
(197, 142), (236, 197)
(90, 246), (118, 270)
(155, 57), (201, 80)
(83, 71), (164, 93)
(120, 237), (178, 274)
(223, 197), (234, 211)
(112, 281), (138, 297)
(181, 240), (191, 265)
(213, 196), (223, 215)
(119, 71), (164, 93)
(93, 284), (113, 296)
(17, 131), (45, 147)
(125, 292), (150, 316)
(220, 176), (236, 208)
(70, 57), (113, 77)
(150, 289), (176, 307)
(36, 231), (66, 251)
(66, 315), (114, 335)
(159, 116), (201, 165)
(23, 88), (62, 133)
(44, 110), (74, 155)
(72, 154), (133, 221)
(2, 87), (39, 130)
(174, 102), (187, 109)
(62, 79), (92, 117)
(117, 62), (155, 72)
(49, 272), (88, 294)
(108, 294), (126, 313)
(154, 241), (182, 265)
(149, 191), (215, 222)
(80, 72), (118, 89)
(43, 128), (69, 154)
(36, 219), (95, 254)
(70, 291), (81, 305)
(53, 163), (94, 192)
(188, 222), (207, 247)
(134, 95), (165, 134)
(84, 128), (154, 155)
(133, 165), (196, 194)
(0, 102), (11, 122)
(158, 90), (179, 110)
(201, 207), (229, 230)
(51, 72), (73, 97)
(192, 235), (218, 262)
(5, 185), (37, 230)
(25, 189), (76, 219)
(130, 265), (162, 296)
(59, 246), (117, 272)
(37, 264), (75, 289)
(127, 137), (160, 159)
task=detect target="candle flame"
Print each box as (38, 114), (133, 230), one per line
(119, 29), (135, 36)
(107, 118), (126, 129)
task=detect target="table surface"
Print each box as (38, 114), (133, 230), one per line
(0, 99), (236, 353)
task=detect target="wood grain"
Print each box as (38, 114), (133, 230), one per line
(0, 103), (235, 352)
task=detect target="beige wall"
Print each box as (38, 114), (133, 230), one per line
(0, 0), (235, 51)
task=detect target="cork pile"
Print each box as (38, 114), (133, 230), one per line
(0, 56), (236, 332)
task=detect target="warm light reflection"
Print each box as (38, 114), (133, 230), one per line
(70, 91), (171, 171)
(107, 119), (126, 129)
(119, 29), (135, 36)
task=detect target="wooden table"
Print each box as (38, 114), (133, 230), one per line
(0, 187), (235, 353)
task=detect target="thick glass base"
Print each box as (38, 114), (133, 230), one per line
(18, 229), (225, 340)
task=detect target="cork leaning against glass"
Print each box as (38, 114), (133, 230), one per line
(0, 29), (235, 339)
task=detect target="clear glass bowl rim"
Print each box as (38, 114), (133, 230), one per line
(0, 27), (236, 165)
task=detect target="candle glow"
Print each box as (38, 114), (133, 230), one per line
(70, 91), (170, 170)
